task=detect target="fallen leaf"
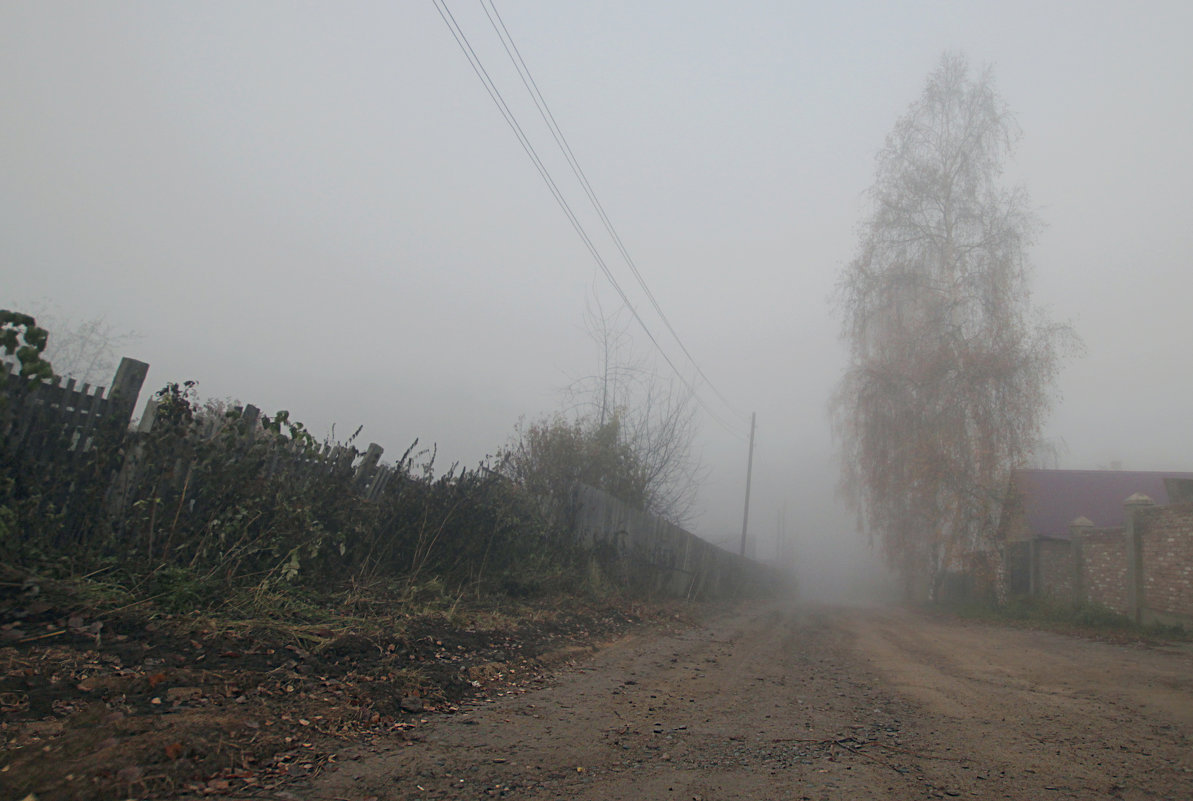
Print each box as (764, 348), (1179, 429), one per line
(165, 742), (184, 760)
(165, 686), (202, 701)
(117, 765), (143, 783)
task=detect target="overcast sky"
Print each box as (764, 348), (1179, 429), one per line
(3, 2), (1191, 597)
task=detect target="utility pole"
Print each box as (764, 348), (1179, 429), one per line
(738, 411), (756, 557)
(776, 504), (787, 564)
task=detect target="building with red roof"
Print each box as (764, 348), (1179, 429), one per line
(999, 469), (1193, 542)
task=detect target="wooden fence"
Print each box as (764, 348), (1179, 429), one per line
(4, 355), (773, 599)
(2, 356), (396, 547)
(1, 356), (148, 463)
(571, 483), (788, 600)
(114, 396), (397, 507)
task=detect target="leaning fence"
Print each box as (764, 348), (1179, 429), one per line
(570, 483), (787, 600)
(3, 355), (779, 600)
(1, 356), (148, 466)
(1, 357), (396, 554)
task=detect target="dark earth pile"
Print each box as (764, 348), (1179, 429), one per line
(0, 568), (664, 800)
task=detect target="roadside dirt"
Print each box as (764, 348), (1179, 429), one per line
(303, 603), (1193, 801)
(0, 575), (658, 801)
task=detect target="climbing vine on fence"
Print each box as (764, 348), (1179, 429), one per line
(0, 309), (53, 381)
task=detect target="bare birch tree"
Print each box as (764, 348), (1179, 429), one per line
(504, 293), (703, 527)
(833, 53), (1078, 599)
(566, 294), (703, 524)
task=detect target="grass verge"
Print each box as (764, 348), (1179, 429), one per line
(942, 595), (1190, 643)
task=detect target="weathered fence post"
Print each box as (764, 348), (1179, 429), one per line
(354, 442), (384, 488)
(109, 358), (149, 425)
(241, 405), (260, 440)
(103, 364), (153, 523)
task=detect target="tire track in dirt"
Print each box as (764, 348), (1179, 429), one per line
(840, 607), (1193, 800)
(303, 604), (933, 800)
(299, 603), (1193, 801)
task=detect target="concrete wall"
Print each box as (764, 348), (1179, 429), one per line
(570, 483), (784, 600)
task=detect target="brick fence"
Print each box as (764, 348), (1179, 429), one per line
(1028, 498), (1193, 627)
(1035, 538), (1074, 601)
(1138, 503), (1193, 624)
(1080, 527), (1129, 616)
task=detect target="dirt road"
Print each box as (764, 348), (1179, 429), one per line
(304, 603), (1193, 800)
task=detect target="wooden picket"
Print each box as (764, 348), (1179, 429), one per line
(3, 355), (396, 543)
(1, 356), (148, 463)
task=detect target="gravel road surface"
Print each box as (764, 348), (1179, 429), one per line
(304, 603), (1193, 800)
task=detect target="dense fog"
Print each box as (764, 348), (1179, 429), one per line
(4, 2), (1190, 600)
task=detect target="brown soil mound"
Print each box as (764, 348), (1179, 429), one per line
(0, 570), (673, 800)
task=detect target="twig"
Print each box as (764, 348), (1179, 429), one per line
(868, 740), (969, 762)
(771, 735), (914, 775)
(162, 464), (192, 562)
(17, 629), (66, 644)
(94, 591), (169, 618)
(831, 739), (908, 775)
(80, 564), (117, 580)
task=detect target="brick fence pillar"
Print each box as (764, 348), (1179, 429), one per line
(1028, 538), (1040, 596)
(1124, 493), (1155, 624)
(1070, 516), (1094, 605)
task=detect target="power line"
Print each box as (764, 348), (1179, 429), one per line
(431, 0), (745, 439)
(479, 0), (749, 426)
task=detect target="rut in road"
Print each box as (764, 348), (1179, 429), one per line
(304, 603), (1193, 801)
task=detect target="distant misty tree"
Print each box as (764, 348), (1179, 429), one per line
(832, 54), (1079, 600)
(564, 294), (704, 525)
(503, 293), (703, 527)
(501, 412), (649, 524)
(9, 302), (138, 385)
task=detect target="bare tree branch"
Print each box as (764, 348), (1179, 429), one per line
(507, 291), (704, 527)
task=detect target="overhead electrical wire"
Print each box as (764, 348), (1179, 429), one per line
(431, 0), (747, 439)
(478, 0), (749, 427)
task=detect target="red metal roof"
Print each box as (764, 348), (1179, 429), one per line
(1010, 469), (1193, 539)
